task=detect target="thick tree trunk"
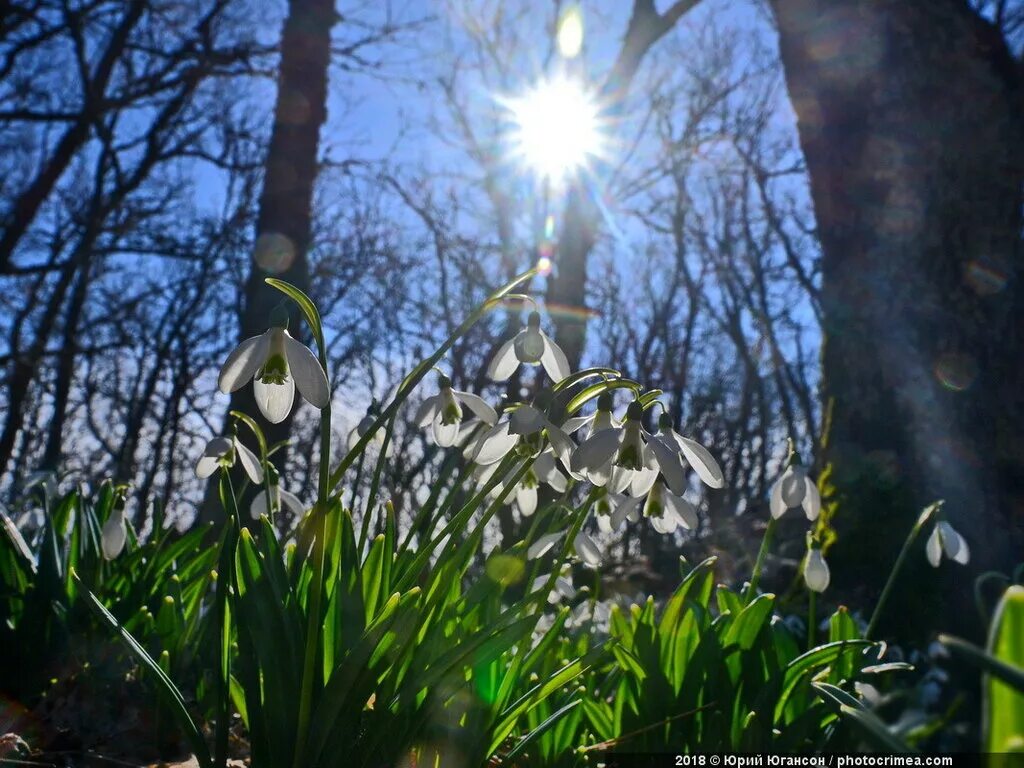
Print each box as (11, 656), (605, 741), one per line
(771, 0), (1024, 637)
(200, 0), (334, 527)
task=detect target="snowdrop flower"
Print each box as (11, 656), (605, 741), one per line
(487, 311), (570, 383)
(195, 435), (264, 484)
(250, 465), (305, 520)
(574, 531), (602, 567)
(531, 566), (576, 604)
(595, 491), (642, 533)
(415, 374), (497, 447)
(653, 414), (725, 490)
(804, 544), (830, 592)
(769, 454), (821, 520)
(476, 449), (568, 517)
(571, 402), (687, 496)
(925, 519), (969, 567)
(562, 392), (619, 438)
(643, 480), (699, 535)
(219, 325), (329, 424)
(101, 503), (127, 560)
(471, 391), (575, 468)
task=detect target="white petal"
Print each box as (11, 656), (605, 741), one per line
(651, 512), (678, 535)
(510, 405), (547, 436)
(574, 532), (602, 567)
(804, 550), (830, 592)
(250, 491), (268, 520)
(475, 461), (500, 488)
(571, 428), (622, 474)
(555, 576), (575, 600)
(218, 332), (271, 393)
(608, 466), (634, 494)
(666, 494), (698, 530)
(545, 423), (576, 467)
(616, 495), (644, 528)
(535, 452), (567, 492)
(472, 421), (519, 465)
(629, 466), (657, 497)
(487, 337), (519, 381)
(432, 415), (461, 447)
(279, 489), (305, 517)
(516, 484), (538, 517)
(562, 415), (593, 434)
(802, 477), (821, 521)
(284, 333), (329, 408)
(951, 531), (970, 565)
(195, 437), (232, 478)
(101, 515), (126, 560)
(233, 439), (264, 485)
(925, 526), (943, 567)
(254, 376), (295, 423)
(677, 437), (725, 489)
(938, 521), (964, 562)
(597, 512), (616, 533)
(770, 477), (787, 519)
(452, 390), (497, 425)
(648, 435), (688, 496)
(780, 466), (807, 507)
(414, 395), (441, 427)
(528, 530), (565, 559)
(540, 332), (571, 382)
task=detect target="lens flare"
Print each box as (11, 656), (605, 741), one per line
(557, 6), (584, 59)
(503, 76), (605, 181)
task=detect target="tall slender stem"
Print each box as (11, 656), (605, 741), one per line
(294, 344), (332, 768)
(865, 504), (938, 640)
(807, 590), (816, 651)
(745, 517), (778, 603)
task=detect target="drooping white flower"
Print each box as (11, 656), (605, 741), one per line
(249, 465), (305, 520)
(769, 459), (821, 521)
(487, 310), (571, 383)
(219, 326), (329, 423)
(471, 391), (575, 468)
(194, 435), (264, 484)
(594, 491), (642, 533)
(415, 374), (498, 447)
(574, 530), (602, 567)
(653, 414), (725, 490)
(804, 547), (830, 592)
(476, 449), (568, 518)
(925, 520), (969, 567)
(101, 505), (127, 560)
(571, 402), (687, 496)
(642, 480), (699, 535)
(531, 566), (576, 605)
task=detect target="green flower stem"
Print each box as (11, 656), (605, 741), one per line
(807, 590), (816, 652)
(865, 503), (940, 640)
(293, 328), (334, 768)
(326, 269), (537, 497)
(745, 516), (778, 603)
(393, 455), (527, 593)
(396, 446), (462, 557)
(358, 411), (395, 556)
(214, 471), (241, 768)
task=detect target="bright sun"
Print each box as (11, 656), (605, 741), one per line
(504, 76), (605, 181)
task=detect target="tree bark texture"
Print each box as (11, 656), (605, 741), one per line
(771, 0), (1024, 636)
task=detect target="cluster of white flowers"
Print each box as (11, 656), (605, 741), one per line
(97, 299), (966, 612)
(413, 312), (726, 566)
